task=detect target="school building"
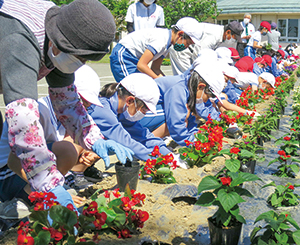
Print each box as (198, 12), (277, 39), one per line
(216, 0), (300, 51)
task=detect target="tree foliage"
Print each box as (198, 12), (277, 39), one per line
(159, 0), (221, 28)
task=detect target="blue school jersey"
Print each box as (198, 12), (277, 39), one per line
(88, 93), (170, 161)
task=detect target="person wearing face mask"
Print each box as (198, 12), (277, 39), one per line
(257, 72), (275, 92)
(110, 17), (203, 82)
(0, 0), (134, 210)
(252, 55), (272, 76)
(169, 21), (244, 76)
(139, 56), (225, 146)
(267, 22), (281, 52)
(85, 73), (171, 162)
(125, 0), (164, 33)
(236, 13), (256, 58)
(244, 21), (272, 60)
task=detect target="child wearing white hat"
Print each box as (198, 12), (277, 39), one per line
(110, 17), (203, 82)
(87, 73), (171, 162)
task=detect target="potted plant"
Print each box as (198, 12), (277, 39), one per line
(179, 123), (224, 167)
(196, 160), (260, 245)
(140, 146), (178, 184)
(274, 134), (299, 157)
(262, 181), (300, 208)
(268, 149), (300, 178)
(250, 210), (300, 244)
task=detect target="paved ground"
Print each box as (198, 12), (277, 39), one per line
(0, 63), (173, 118)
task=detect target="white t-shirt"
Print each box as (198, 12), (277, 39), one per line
(247, 31), (261, 47)
(240, 22), (255, 44)
(125, 2), (164, 31)
(120, 28), (172, 60)
(235, 72), (258, 89)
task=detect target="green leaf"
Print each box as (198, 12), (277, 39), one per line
(238, 172), (261, 182)
(286, 214), (300, 229)
(292, 230), (300, 245)
(49, 205), (78, 231)
(124, 184), (132, 198)
(290, 164), (299, 173)
(219, 149), (231, 155)
(277, 185), (286, 195)
(29, 210), (49, 226)
(234, 187), (254, 198)
(275, 232), (288, 244)
(112, 206), (126, 228)
(225, 159), (240, 172)
(197, 176), (221, 194)
(95, 196), (107, 207)
(250, 226), (261, 242)
(188, 152), (199, 161)
(107, 198), (122, 209)
(90, 188), (102, 201)
(240, 149), (255, 158)
(254, 210), (275, 224)
(156, 167), (171, 175)
(262, 181), (276, 189)
(34, 230), (51, 245)
(98, 206), (116, 223)
(195, 192), (215, 206)
(67, 235), (76, 244)
(217, 189), (245, 213)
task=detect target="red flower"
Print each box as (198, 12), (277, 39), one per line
(17, 234), (34, 245)
(296, 116), (299, 120)
(151, 145), (160, 157)
(112, 188), (121, 198)
(220, 177), (232, 186)
(285, 214), (289, 218)
(283, 136), (291, 141)
(288, 185), (295, 190)
(93, 212), (107, 229)
(42, 227), (66, 241)
(83, 201), (98, 216)
(104, 190), (110, 199)
(230, 147), (240, 154)
(182, 152), (187, 157)
(278, 150), (286, 156)
(117, 228), (132, 239)
(184, 140), (193, 146)
(137, 210), (149, 222)
(242, 135), (247, 139)
(291, 128), (296, 131)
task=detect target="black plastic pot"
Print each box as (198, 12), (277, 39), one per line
(255, 137), (264, 154)
(276, 118), (280, 130)
(115, 160), (140, 192)
(208, 217), (242, 245)
(239, 160), (256, 174)
(280, 106), (285, 115)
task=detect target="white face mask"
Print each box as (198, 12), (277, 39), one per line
(244, 18), (250, 25)
(196, 90), (204, 104)
(259, 83), (266, 90)
(47, 44), (83, 74)
(123, 100), (145, 122)
(224, 35), (237, 44)
(144, 0), (155, 5)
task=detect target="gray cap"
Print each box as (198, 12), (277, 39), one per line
(45, 0), (116, 61)
(227, 21), (244, 42)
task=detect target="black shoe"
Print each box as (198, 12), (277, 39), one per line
(226, 127), (243, 139)
(84, 166), (104, 183)
(71, 173), (94, 191)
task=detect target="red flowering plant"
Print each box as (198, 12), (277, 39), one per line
(250, 210), (300, 245)
(274, 133), (299, 157)
(140, 146), (177, 184)
(222, 110), (255, 127)
(179, 119), (224, 167)
(88, 185), (149, 239)
(18, 191), (107, 245)
(268, 149), (300, 178)
(262, 181), (300, 208)
(196, 148), (260, 228)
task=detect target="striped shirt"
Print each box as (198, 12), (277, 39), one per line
(0, 0), (55, 79)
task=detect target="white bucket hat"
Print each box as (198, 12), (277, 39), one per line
(259, 72), (275, 88)
(173, 17), (203, 46)
(74, 65), (102, 107)
(120, 73), (160, 114)
(221, 63), (239, 79)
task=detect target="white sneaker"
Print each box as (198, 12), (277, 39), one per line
(163, 136), (173, 146)
(0, 198), (30, 219)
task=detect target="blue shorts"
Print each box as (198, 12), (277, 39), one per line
(244, 46), (256, 60)
(0, 165), (29, 204)
(139, 104), (165, 132)
(110, 43), (140, 82)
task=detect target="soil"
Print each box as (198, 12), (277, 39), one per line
(0, 80), (299, 245)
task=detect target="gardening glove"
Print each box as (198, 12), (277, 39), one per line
(49, 185), (76, 210)
(92, 139), (134, 168)
(173, 154), (188, 169)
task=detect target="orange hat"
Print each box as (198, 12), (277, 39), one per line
(228, 47), (240, 59)
(260, 21), (271, 33)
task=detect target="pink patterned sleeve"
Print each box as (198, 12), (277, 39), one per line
(49, 84), (104, 150)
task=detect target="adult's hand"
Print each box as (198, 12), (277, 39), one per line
(92, 139), (134, 168)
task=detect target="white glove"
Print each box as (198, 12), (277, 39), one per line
(173, 153), (188, 169)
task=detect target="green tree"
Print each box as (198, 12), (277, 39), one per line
(159, 0), (220, 28)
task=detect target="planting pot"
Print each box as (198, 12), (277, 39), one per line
(115, 160), (140, 192)
(276, 118), (280, 130)
(255, 137), (264, 154)
(208, 217), (242, 245)
(261, 129), (271, 142)
(239, 160), (256, 174)
(280, 106), (285, 115)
